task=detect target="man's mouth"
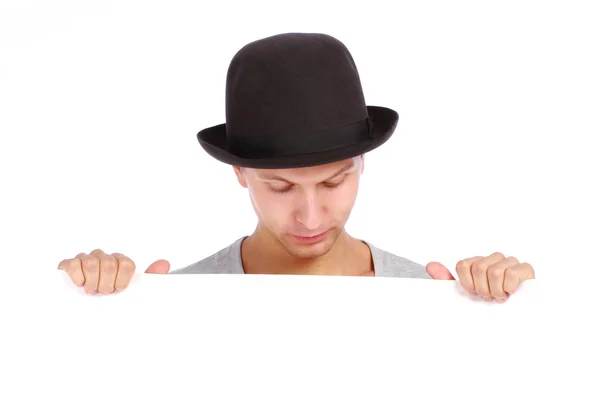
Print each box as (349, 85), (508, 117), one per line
(289, 230), (329, 243)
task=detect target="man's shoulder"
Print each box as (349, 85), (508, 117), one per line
(368, 242), (432, 279)
(169, 237), (245, 274)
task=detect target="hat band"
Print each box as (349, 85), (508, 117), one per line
(227, 116), (374, 159)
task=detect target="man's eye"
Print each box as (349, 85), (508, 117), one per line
(271, 186), (292, 193)
(324, 178), (346, 188)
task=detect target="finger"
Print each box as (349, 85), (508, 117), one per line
(425, 262), (456, 280)
(472, 252), (506, 300)
(487, 256), (520, 302)
(96, 253), (119, 294)
(112, 253), (136, 290)
(145, 259), (171, 274)
(57, 254), (86, 287)
(504, 263), (535, 294)
(79, 253), (100, 294)
(455, 256), (483, 295)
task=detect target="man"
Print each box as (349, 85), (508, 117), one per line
(58, 32), (535, 302)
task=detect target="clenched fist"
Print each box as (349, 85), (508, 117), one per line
(58, 249), (171, 294)
(425, 252), (535, 302)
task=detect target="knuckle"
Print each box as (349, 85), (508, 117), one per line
(82, 256), (99, 271)
(488, 267), (505, 278)
(101, 258), (118, 274)
(492, 252), (505, 259)
(505, 267), (520, 280)
(118, 258), (135, 272)
(473, 262), (487, 273)
(456, 260), (469, 272)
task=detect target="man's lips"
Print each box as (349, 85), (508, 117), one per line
(289, 230), (329, 243)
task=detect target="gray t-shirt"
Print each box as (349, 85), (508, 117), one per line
(170, 237), (431, 279)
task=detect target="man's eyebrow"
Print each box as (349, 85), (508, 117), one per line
(323, 162), (356, 181)
(258, 162), (355, 183)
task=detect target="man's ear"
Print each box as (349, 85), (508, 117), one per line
(233, 166), (248, 188)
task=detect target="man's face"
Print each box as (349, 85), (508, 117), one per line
(234, 156), (364, 259)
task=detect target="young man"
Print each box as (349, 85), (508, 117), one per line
(58, 32), (535, 302)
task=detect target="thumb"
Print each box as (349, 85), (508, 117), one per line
(426, 261), (456, 280)
(145, 259), (171, 274)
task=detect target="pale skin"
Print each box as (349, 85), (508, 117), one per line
(58, 155), (535, 302)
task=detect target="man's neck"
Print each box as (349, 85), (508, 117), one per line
(240, 226), (371, 276)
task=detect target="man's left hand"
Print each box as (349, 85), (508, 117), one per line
(425, 252), (535, 302)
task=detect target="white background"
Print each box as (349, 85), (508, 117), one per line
(1, 1), (598, 282)
(1, 2), (599, 399)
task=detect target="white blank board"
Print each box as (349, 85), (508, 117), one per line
(3, 272), (598, 400)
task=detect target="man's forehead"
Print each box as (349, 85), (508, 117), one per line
(255, 158), (357, 182)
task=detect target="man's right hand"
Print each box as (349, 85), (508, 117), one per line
(57, 249), (171, 294)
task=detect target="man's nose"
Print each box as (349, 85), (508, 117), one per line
(295, 192), (322, 231)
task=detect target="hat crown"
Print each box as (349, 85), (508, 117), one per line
(224, 33), (369, 142)
(196, 32), (398, 169)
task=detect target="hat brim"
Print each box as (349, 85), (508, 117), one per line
(196, 105), (399, 169)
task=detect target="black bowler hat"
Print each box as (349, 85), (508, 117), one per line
(197, 32), (399, 169)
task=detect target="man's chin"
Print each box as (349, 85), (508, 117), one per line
(283, 246), (331, 259)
